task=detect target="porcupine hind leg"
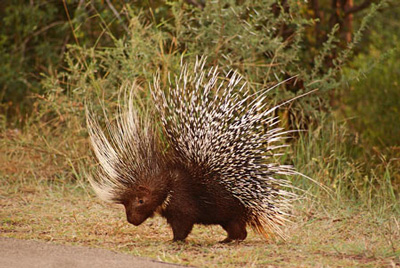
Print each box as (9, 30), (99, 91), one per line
(220, 220), (247, 243)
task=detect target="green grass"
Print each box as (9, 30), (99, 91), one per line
(291, 115), (400, 212)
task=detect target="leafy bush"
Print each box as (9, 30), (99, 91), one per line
(41, 1), (387, 126)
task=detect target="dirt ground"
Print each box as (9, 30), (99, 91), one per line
(0, 237), (183, 268)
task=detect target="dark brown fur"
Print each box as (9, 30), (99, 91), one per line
(119, 162), (248, 242)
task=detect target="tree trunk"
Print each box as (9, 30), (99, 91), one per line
(344, 0), (354, 42)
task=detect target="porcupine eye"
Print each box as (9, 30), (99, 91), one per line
(135, 195), (147, 206)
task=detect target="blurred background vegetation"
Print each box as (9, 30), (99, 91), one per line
(0, 0), (399, 212)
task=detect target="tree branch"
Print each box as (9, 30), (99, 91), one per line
(345, 0), (373, 15)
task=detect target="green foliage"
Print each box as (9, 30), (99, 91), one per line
(41, 0), (385, 128)
(0, 0), (126, 122)
(342, 47), (400, 147)
(0, 1), (67, 118)
(340, 1), (400, 147)
(1, 0), (389, 132)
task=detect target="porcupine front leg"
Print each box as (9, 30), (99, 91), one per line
(221, 220), (247, 243)
(168, 217), (194, 242)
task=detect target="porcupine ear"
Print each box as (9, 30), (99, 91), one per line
(137, 185), (151, 195)
(86, 82), (163, 203)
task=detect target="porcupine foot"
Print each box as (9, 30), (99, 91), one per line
(220, 221), (247, 243)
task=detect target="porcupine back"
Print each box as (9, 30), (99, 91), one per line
(152, 57), (296, 240)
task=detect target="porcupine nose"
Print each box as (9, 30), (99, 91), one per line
(125, 207), (147, 226)
(126, 213), (143, 226)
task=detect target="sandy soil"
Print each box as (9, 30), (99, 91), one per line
(0, 237), (183, 268)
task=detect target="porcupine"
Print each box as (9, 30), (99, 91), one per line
(86, 57), (298, 242)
